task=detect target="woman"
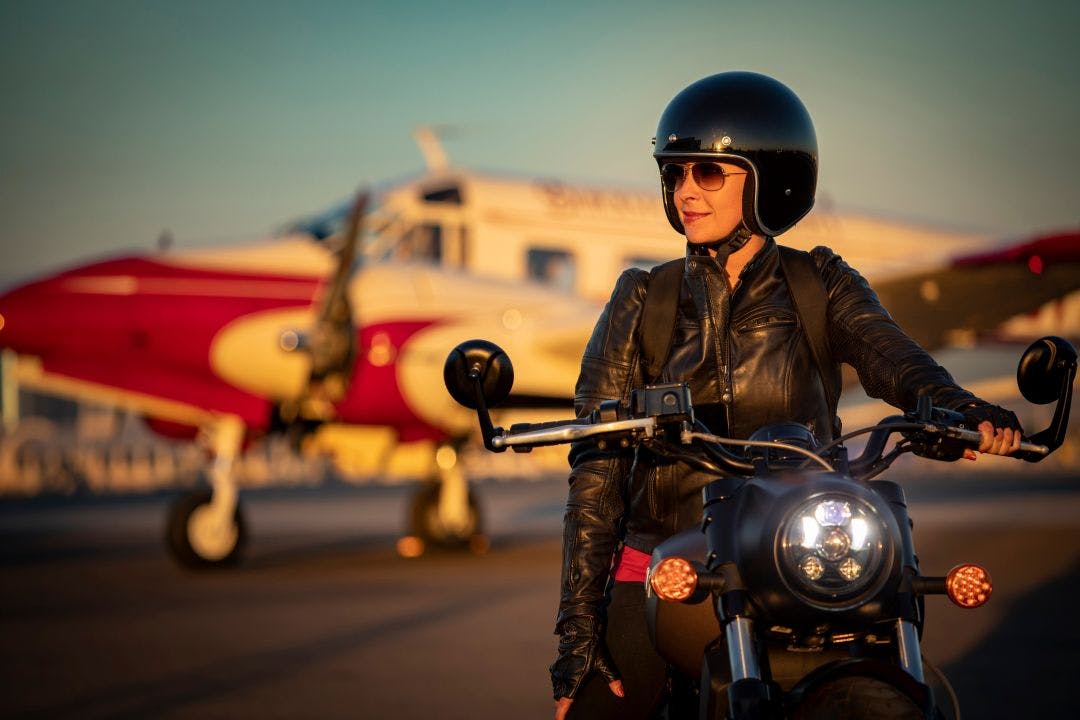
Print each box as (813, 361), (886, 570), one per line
(552, 71), (1021, 720)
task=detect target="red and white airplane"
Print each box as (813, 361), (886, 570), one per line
(0, 193), (603, 564)
(1, 143), (1077, 566)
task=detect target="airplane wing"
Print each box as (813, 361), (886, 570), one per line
(868, 231), (1080, 350)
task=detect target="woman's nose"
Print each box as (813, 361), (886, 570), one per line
(674, 172), (699, 201)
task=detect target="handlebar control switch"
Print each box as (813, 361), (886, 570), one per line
(592, 399), (629, 423)
(631, 383), (694, 423)
(903, 405), (969, 462)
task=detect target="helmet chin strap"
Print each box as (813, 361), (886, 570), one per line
(687, 223), (754, 265)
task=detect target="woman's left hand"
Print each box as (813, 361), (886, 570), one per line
(965, 420), (1022, 458)
(961, 402), (1023, 459)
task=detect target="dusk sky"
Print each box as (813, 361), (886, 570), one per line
(1, 0), (1076, 286)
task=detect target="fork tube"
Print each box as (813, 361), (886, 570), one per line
(725, 617), (761, 681)
(896, 619), (925, 682)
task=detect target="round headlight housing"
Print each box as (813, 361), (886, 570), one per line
(777, 494), (889, 608)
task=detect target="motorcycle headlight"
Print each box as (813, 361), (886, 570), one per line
(777, 494), (889, 608)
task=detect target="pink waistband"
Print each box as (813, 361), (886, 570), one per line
(612, 545), (651, 583)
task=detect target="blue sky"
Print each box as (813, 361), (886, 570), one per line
(1, 0), (1077, 285)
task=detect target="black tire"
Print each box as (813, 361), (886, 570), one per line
(407, 481), (482, 549)
(165, 489), (245, 568)
(792, 676), (926, 720)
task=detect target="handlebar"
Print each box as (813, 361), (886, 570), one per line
(484, 394), (1051, 477)
(444, 336), (1077, 467)
(495, 417), (658, 450)
(940, 425), (1049, 457)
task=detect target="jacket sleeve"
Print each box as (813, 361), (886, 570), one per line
(811, 246), (981, 411)
(552, 268), (648, 699)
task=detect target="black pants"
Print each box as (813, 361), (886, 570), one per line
(566, 582), (669, 720)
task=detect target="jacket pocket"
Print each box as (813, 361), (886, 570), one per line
(733, 306), (798, 334)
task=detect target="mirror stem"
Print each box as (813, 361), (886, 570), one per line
(470, 368), (504, 453)
(1021, 364), (1075, 463)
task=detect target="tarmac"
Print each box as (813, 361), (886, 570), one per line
(2, 469), (1078, 719)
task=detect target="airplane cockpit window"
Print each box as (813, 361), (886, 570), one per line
(527, 248), (576, 292)
(284, 193), (463, 269)
(422, 185), (462, 205)
(284, 198), (352, 241)
(393, 222), (443, 263)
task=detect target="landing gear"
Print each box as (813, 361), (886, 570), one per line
(166, 488), (246, 566)
(398, 442), (486, 557)
(165, 415), (247, 568)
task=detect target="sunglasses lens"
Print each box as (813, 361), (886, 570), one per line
(660, 162), (731, 191)
(693, 163), (726, 190)
(660, 164), (684, 192)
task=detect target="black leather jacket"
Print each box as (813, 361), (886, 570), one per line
(551, 239), (992, 699)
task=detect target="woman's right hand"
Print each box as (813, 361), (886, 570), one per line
(554, 679), (625, 720)
(550, 614), (624, 717)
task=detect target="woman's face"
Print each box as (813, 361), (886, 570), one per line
(669, 162), (749, 245)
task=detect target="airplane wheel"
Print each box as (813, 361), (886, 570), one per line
(165, 489), (245, 567)
(407, 481), (483, 552)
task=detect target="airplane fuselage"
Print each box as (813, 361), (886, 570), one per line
(0, 238), (597, 447)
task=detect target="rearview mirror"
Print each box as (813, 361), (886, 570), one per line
(1017, 336), (1077, 405)
(1014, 335), (1076, 463)
(443, 339), (514, 410)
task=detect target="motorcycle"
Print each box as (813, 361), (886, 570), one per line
(443, 336), (1076, 719)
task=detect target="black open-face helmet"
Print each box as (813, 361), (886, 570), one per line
(653, 71), (817, 237)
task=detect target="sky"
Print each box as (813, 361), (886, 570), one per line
(1, 0), (1077, 287)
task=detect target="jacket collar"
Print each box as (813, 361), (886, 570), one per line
(683, 237), (776, 280)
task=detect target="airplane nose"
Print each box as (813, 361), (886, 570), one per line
(0, 294), (20, 350)
(0, 279), (59, 355)
(0, 287), (23, 342)
(0, 288), (14, 340)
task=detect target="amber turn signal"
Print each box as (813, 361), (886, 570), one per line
(649, 557), (699, 602)
(945, 564), (992, 608)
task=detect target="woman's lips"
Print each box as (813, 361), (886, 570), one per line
(681, 211), (708, 224)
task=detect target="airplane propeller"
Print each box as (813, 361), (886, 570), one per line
(278, 191), (366, 427)
(308, 192), (364, 392)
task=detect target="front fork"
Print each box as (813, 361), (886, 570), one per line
(878, 480), (927, 685)
(726, 616), (761, 682)
(708, 613), (930, 720)
(715, 612), (929, 670)
(896, 618), (925, 683)
(702, 609), (775, 720)
(700, 481), (777, 718)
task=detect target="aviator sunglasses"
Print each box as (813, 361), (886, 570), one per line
(660, 162), (747, 192)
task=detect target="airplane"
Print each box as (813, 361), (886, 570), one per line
(1, 135), (1077, 567)
(0, 193), (603, 565)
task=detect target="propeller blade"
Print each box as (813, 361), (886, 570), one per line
(309, 191), (365, 384)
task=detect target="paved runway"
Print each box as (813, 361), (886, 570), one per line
(2, 468), (1078, 719)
